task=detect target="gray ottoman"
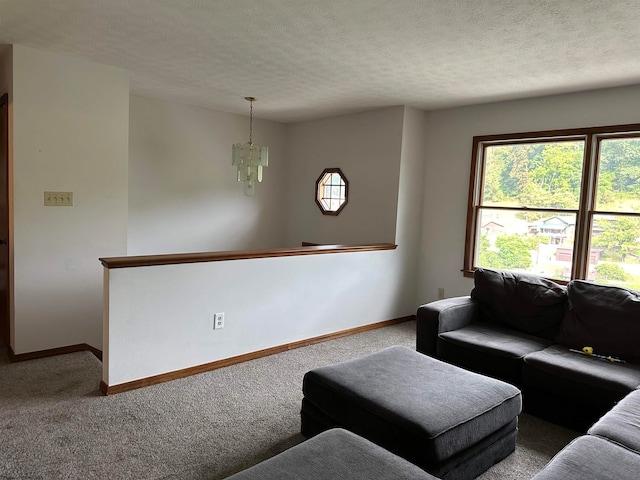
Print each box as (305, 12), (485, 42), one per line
(224, 428), (439, 480)
(301, 346), (522, 480)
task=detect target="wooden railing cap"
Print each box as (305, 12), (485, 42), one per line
(100, 243), (397, 269)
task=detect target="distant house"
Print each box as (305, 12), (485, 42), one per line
(482, 221), (504, 235)
(556, 247), (603, 264)
(528, 216), (575, 244)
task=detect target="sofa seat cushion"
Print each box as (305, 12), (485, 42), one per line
(530, 435), (640, 480)
(471, 268), (567, 340)
(438, 323), (552, 384)
(556, 280), (640, 364)
(523, 345), (640, 406)
(589, 389), (640, 453)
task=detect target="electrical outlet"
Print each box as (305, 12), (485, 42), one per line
(213, 312), (225, 330)
(437, 288), (445, 299)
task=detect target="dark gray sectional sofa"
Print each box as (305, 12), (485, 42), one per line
(416, 267), (640, 477)
(417, 267), (640, 431)
(531, 388), (640, 479)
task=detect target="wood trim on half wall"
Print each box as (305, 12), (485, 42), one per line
(100, 315), (415, 395)
(100, 243), (397, 269)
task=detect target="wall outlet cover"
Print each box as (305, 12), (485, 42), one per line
(214, 312), (225, 329)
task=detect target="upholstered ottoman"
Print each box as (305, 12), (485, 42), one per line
(224, 428), (439, 480)
(301, 346), (522, 480)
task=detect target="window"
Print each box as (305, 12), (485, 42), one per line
(316, 168), (349, 215)
(464, 124), (640, 289)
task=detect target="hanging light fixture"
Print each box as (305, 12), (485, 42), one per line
(232, 97), (269, 196)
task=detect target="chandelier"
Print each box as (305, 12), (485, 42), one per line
(232, 97), (269, 196)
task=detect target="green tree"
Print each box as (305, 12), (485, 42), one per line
(524, 142), (583, 208)
(490, 143), (544, 201)
(595, 263), (630, 282)
(599, 138), (640, 200)
(487, 141), (583, 210)
(494, 235), (533, 269)
(596, 138), (640, 212)
(592, 217), (640, 262)
(477, 235), (499, 267)
(477, 234), (533, 270)
(482, 149), (506, 203)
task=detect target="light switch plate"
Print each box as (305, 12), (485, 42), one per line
(44, 191), (73, 206)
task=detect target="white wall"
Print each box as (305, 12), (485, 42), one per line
(128, 96), (288, 254)
(394, 106), (427, 311)
(285, 107), (405, 246)
(11, 45), (129, 353)
(105, 105), (426, 388)
(104, 248), (410, 386)
(417, 84), (640, 304)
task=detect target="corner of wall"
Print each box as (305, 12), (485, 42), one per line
(395, 106), (428, 310)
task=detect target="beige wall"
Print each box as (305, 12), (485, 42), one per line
(9, 42), (640, 358)
(394, 106), (427, 310)
(11, 45), (129, 353)
(128, 95), (288, 254)
(285, 107), (405, 246)
(5, 44), (413, 356)
(417, 84), (640, 305)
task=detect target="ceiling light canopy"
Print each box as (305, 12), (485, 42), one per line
(232, 97), (269, 196)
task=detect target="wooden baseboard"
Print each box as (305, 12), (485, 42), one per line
(8, 343), (103, 362)
(101, 315), (415, 395)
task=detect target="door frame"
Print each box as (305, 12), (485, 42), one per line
(0, 92), (10, 347)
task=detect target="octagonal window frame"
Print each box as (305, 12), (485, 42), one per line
(315, 168), (349, 216)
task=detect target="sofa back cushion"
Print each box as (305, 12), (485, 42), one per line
(556, 280), (640, 364)
(471, 268), (567, 340)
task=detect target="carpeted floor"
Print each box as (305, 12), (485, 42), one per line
(0, 321), (578, 479)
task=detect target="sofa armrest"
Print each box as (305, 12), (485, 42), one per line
(416, 296), (479, 357)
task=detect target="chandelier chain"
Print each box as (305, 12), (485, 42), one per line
(249, 99), (253, 145)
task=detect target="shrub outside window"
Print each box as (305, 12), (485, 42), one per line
(464, 124), (640, 289)
(316, 168), (349, 215)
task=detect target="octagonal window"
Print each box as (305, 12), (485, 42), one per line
(315, 168), (349, 215)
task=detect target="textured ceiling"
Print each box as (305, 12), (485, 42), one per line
(1, 0), (640, 123)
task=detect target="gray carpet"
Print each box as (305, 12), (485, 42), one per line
(0, 321), (578, 479)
